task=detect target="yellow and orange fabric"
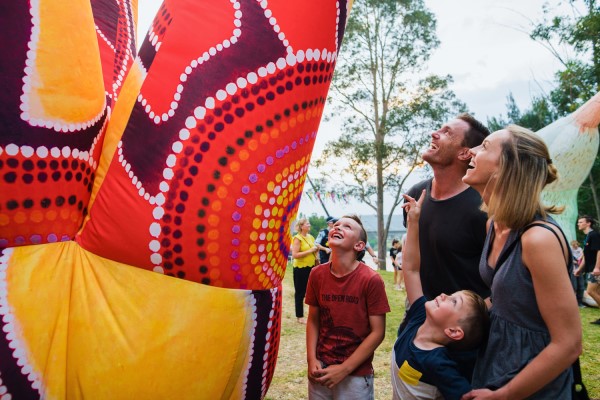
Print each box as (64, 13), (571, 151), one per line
(0, 0), (351, 398)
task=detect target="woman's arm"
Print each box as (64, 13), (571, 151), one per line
(291, 237), (318, 260)
(466, 225), (582, 400)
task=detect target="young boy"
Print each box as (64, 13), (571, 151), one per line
(305, 215), (390, 399)
(392, 192), (489, 400)
(389, 238), (403, 290)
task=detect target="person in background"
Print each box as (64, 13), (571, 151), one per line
(355, 242), (380, 267)
(574, 215), (600, 323)
(305, 215), (390, 399)
(389, 238), (403, 290)
(315, 216), (335, 264)
(291, 218), (329, 324)
(462, 125), (581, 399)
(569, 240), (585, 307)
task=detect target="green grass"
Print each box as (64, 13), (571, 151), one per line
(266, 268), (600, 399)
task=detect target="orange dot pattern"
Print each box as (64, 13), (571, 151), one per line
(156, 62), (329, 290)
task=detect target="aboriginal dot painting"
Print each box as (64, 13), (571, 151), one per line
(0, 0), (134, 247)
(0, 0), (352, 398)
(79, 0), (349, 291)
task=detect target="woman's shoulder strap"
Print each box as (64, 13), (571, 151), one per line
(522, 221), (570, 268)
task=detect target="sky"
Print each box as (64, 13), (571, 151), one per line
(136, 0), (569, 217)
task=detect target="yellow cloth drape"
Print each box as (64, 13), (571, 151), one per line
(1, 241), (258, 399)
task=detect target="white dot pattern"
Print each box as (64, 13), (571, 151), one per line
(0, 249), (42, 397)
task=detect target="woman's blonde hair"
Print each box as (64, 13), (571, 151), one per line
(295, 218), (309, 233)
(486, 125), (562, 229)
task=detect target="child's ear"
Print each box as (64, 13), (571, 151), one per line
(354, 241), (366, 252)
(444, 326), (465, 342)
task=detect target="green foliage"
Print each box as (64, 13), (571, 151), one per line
(550, 59), (597, 113)
(308, 214), (327, 238)
(492, 1), (600, 220)
(534, 0), (600, 220)
(316, 0), (467, 263)
(487, 93), (558, 132)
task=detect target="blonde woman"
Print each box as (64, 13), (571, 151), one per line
(462, 125), (581, 399)
(292, 218), (326, 324)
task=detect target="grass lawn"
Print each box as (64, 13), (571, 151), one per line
(266, 267), (600, 399)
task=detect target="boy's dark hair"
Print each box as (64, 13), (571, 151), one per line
(580, 215), (596, 227)
(457, 113), (490, 149)
(447, 290), (490, 351)
(340, 214), (368, 261)
(391, 238), (400, 245)
(340, 214), (368, 243)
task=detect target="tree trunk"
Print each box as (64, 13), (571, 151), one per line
(376, 133), (386, 270)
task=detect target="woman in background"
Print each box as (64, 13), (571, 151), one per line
(291, 218), (324, 324)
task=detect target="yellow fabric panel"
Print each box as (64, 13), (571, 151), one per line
(398, 360), (422, 386)
(30, 0), (105, 122)
(3, 242), (253, 399)
(84, 60), (145, 222)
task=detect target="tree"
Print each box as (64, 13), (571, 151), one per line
(530, 0), (600, 221)
(487, 93), (558, 132)
(315, 0), (466, 268)
(308, 214), (327, 238)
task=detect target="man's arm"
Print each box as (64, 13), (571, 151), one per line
(389, 250), (397, 266)
(314, 314), (386, 389)
(574, 258), (585, 276)
(365, 244), (379, 265)
(315, 229), (325, 243)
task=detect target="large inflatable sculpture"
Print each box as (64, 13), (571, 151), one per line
(0, 0), (351, 398)
(540, 92), (600, 240)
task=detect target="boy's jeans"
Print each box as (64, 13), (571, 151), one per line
(308, 374), (374, 400)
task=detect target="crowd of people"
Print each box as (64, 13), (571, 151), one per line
(289, 114), (596, 400)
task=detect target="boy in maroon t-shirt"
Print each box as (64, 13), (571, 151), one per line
(305, 215), (390, 399)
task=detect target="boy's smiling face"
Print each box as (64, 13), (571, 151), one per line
(328, 217), (366, 252)
(425, 291), (468, 328)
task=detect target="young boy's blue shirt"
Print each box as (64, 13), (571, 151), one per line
(392, 296), (471, 400)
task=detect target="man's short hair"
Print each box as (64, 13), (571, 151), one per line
(457, 113), (490, 149)
(580, 215), (595, 227)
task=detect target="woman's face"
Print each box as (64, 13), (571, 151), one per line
(463, 129), (511, 196)
(300, 221), (311, 233)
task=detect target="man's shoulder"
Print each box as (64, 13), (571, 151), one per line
(461, 185), (484, 201)
(407, 179), (431, 196)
